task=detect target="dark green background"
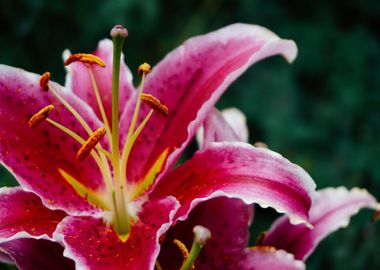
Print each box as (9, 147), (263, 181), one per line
(0, 0), (379, 269)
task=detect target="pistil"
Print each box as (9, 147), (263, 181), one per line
(110, 25), (130, 238)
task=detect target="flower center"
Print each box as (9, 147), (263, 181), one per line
(28, 25), (168, 241)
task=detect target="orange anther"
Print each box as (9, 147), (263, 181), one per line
(65, 53), (106, 68)
(40, 72), (51, 91)
(28, 105), (55, 128)
(138, 63), (151, 77)
(76, 128), (106, 161)
(140, 94), (168, 117)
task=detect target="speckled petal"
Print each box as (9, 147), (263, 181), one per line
(0, 238), (75, 270)
(0, 64), (105, 215)
(262, 187), (379, 260)
(152, 142), (315, 227)
(241, 248), (305, 270)
(158, 197), (253, 269)
(54, 197), (179, 270)
(0, 187), (66, 241)
(65, 39), (136, 125)
(120, 23), (297, 185)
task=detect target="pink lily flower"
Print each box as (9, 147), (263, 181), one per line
(0, 24), (317, 270)
(156, 108), (380, 270)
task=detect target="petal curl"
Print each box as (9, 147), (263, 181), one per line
(241, 248), (305, 270)
(65, 39), (136, 125)
(0, 187), (65, 242)
(262, 187), (379, 260)
(120, 23), (297, 184)
(0, 238), (75, 270)
(197, 108), (247, 149)
(158, 197), (253, 269)
(0, 64), (105, 215)
(54, 197), (179, 270)
(152, 142), (315, 227)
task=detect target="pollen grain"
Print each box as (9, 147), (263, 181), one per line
(77, 127), (106, 161)
(140, 93), (169, 117)
(28, 105), (55, 128)
(65, 53), (106, 68)
(40, 72), (51, 91)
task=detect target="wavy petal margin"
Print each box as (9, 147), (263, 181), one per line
(152, 142), (315, 227)
(121, 23), (297, 185)
(54, 197), (179, 270)
(0, 64), (105, 215)
(0, 239), (75, 270)
(0, 187), (66, 242)
(241, 247), (305, 270)
(262, 187), (380, 260)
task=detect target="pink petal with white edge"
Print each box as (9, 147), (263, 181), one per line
(0, 65), (105, 215)
(221, 107), (249, 142)
(0, 187), (65, 242)
(0, 238), (75, 270)
(54, 197), (179, 270)
(197, 108), (247, 149)
(120, 23), (297, 184)
(241, 248), (305, 270)
(158, 197), (253, 269)
(65, 39), (136, 125)
(0, 249), (13, 264)
(262, 187), (380, 261)
(151, 142), (315, 227)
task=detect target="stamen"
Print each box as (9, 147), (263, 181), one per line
(173, 239), (190, 269)
(140, 94), (169, 117)
(77, 128), (106, 161)
(179, 225), (211, 270)
(28, 105), (54, 128)
(138, 62), (151, 77)
(39, 72), (51, 91)
(64, 53), (106, 68)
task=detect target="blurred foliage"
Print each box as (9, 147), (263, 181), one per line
(0, 0), (380, 269)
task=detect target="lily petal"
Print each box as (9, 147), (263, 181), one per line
(152, 142), (315, 227)
(158, 197), (253, 269)
(0, 238), (75, 270)
(121, 23), (297, 184)
(0, 187), (65, 242)
(54, 197), (179, 270)
(0, 249), (13, 264)
(65, 39), (136, 125)
(0, 64), (105, 215)
(197, 108), (247, 149)
(262, 187), (379, 260)
(241, 248), (305, 270)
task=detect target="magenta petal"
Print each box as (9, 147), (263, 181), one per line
(0, 187), (66, 241)
(262, 187), (379, 260)
(158, 197), (253, 269)
(65, 39), (136, 124)
(152, 142), (315, 227)
(0, 64), (105, 215)
(241, 248), (305, 270)
(122, 23), (297, 183)
(0, 238), (75, 270)
(54, 197), (179, 270)
(0, 249), (13, 264)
